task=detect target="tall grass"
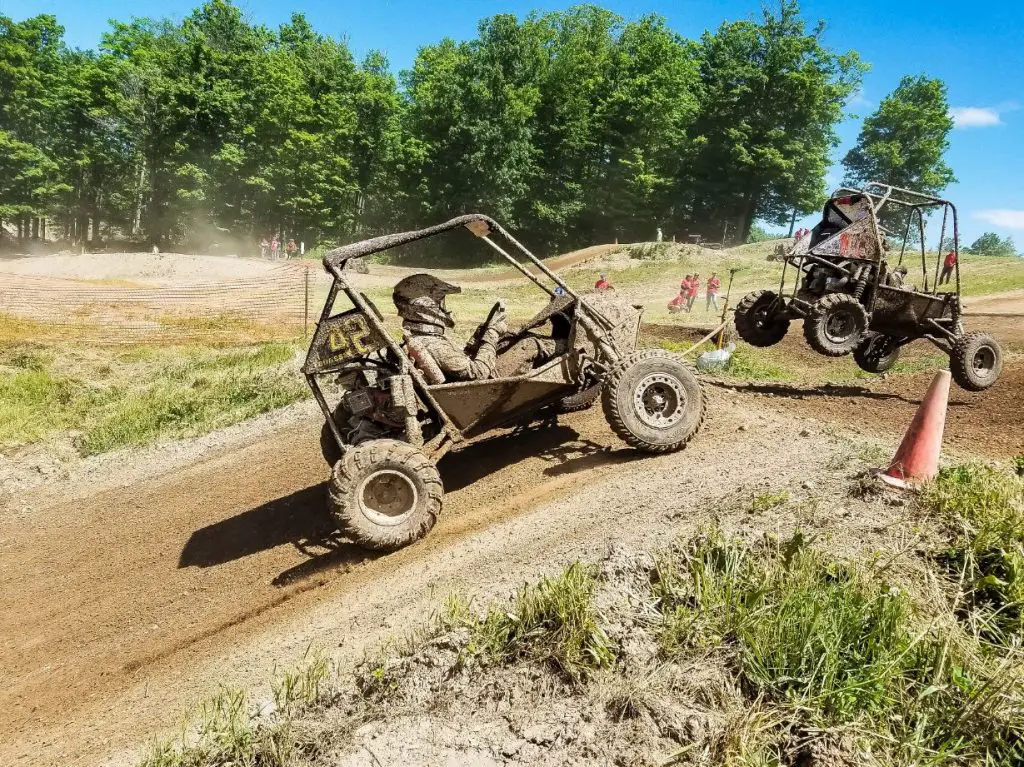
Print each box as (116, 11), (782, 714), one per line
(445, 562), (616, 681)
(654, 530), (1024, 763)
(920, 463), (1024, 646)
(0, 342), (306, 454)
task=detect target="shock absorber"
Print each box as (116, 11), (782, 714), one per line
(851, 265), (869, 301)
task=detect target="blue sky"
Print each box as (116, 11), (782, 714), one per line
(6, 0), (1024, 246)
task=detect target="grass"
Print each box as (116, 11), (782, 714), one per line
(654, 529), (1024, 764)
(443, 562), (616, 682)
(139, 655), (335, 767)
(919, 463), (1024, 646)
(0, 341), (306, 455)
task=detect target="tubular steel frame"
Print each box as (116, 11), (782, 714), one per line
(306, 214), (630, 460)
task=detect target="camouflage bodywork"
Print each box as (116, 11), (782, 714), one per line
(303, 214), (643, 460)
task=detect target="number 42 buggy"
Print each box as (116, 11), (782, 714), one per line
(303, 215), (707, 552)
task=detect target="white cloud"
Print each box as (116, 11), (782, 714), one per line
(949, 106), (1003, 128)
(848, 89), (872, 108)
(974, 209), (1024, 230)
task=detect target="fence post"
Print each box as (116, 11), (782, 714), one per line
(303, 267), (311, 339)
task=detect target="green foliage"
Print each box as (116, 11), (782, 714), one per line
(684, 2), (865, 243)
(446, 562), (616, 681)
(655, 530), (1024, 763)
(746, 223), (783, 243)
(843, 75), (956, 199)
(968, 231), (1019, 258)
(1, 1), (885, 266)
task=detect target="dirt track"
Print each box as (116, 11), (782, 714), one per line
(0, 385), (882, 767)
(2, 316), (1022, 766)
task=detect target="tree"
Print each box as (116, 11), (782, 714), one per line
(683, 1), (864, 243)
(968, 232), (1019, 258)
(843, 75), (955, 194)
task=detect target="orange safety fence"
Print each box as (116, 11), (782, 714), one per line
(0, 264), (332, 345)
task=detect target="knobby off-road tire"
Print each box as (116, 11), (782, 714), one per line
(949, 331), (1003, 392)
(803, 293), (868, 357)
(853, 332), (902, 374)
(734, 290), (790, 347)
(328, 439), (443, 551)
(556, 383), (602, 414)
(601, 349), (706, 453)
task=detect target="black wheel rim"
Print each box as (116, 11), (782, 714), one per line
(972, 346), (996, 377)
(824, 310), (857, 343)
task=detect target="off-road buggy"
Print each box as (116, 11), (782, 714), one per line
(734, 182), (1003, 391)
(303, 215), (707, 551)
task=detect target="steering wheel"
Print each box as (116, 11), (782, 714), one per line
(484, 300), (505, 327)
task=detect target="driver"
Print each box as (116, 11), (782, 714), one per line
(393, 274), (563, 382)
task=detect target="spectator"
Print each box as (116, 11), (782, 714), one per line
(668, 289), (686, 314)
(939, 250), (956, 285)
(286, 238), (298, 259)
(595, 273), (612, 291)
(259, 236), (269, 258)
(270, 236), (280, 260)
(686, 273), (700, 312)
(706, 272), (721, 312)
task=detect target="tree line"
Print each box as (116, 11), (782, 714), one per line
(1, 1), (961, 261)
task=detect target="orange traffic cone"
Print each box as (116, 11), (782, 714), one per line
(875, 369), (951, 489)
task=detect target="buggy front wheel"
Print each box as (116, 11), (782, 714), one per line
(734, 290), (790, 347)
(949, 332), (1003, 392)
(328, 439), (443, 551)
(601, 349), (706, 453)
(803, 294), (868, 357)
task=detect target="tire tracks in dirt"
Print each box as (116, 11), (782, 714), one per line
(1, 389), (845, 767)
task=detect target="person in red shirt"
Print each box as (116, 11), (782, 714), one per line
(706, 272), (722, 312)
(939, 251), (957, 285)
(686, 273), (700, 312)
(595, 273), (612, 291)
(668, 290), (687, 313)
(678, 275), (692, 311)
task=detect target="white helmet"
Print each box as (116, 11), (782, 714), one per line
(393, 273), (461, 332)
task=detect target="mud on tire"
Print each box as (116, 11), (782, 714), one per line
(328, 439), (443, 551)
(949, 331), (1003, 392)
(734, 290), (790, 347)
(555, 383), (601, 414)
(601, 349), (706, 453)
(853, 332), (902, 374)
(803, 293), (868, 357)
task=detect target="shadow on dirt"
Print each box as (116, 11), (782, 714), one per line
(179, 483), (335, 570)
(181, 415), (643, 587)
(439, 419), (644, 490)
(713, 380), (974, 408)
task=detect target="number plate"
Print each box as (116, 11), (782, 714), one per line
(305, 309), (387, 373)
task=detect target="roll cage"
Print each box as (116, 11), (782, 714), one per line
(302, 214), (633, 457)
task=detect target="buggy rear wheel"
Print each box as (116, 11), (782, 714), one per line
(853, 333), (902, 374)
(734, 290), (790, 347)
(601, 349), (706, 453)
(803, 294), (868, 357)
(328, 439), (443, 551)
(950, 332), (1003, 392)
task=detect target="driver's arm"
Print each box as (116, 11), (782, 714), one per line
(434, 329), (500, 380)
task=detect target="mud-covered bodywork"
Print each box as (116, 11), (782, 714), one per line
(735, 182), (1003, 391)
(304, 214), (706, 552)
(303, 214), (643, 459)
(430, 292), (642, 435)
